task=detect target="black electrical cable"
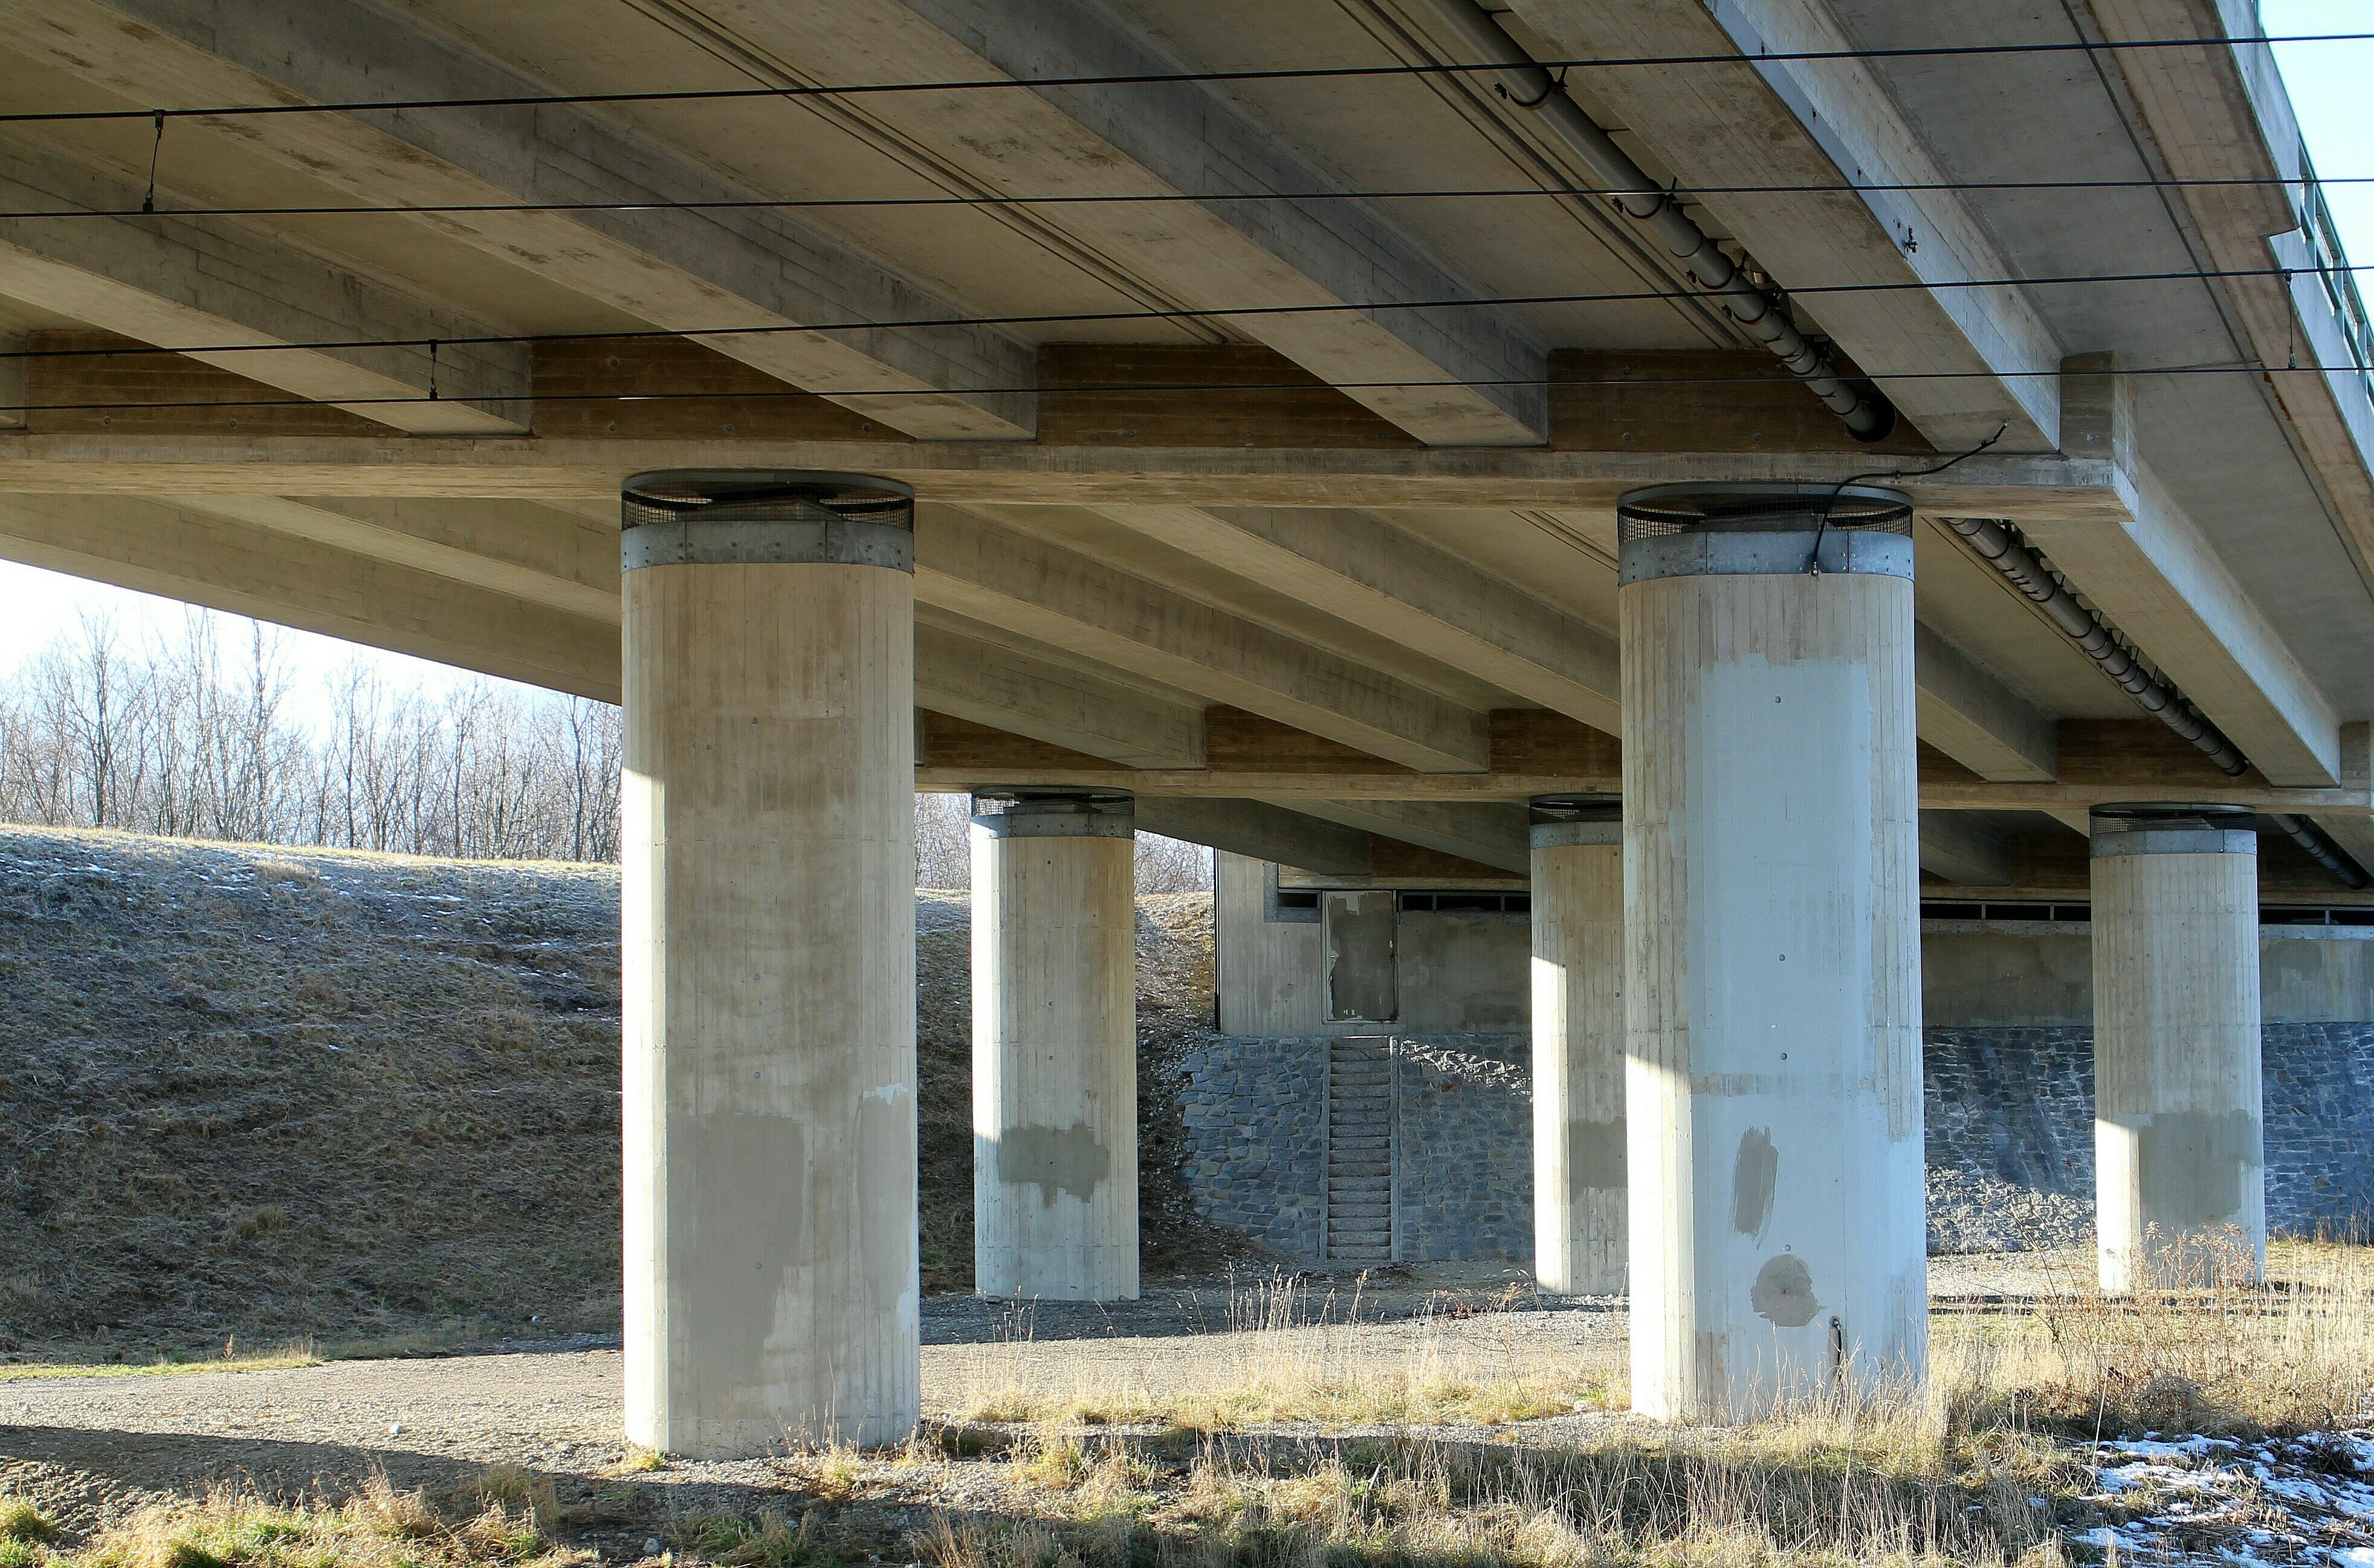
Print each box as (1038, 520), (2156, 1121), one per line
(0, 31), (2363, 126)
(1807, 423), (2008, 575)
(0, 262), (2365, 367)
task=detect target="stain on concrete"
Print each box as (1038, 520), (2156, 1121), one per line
(1568, 1116), (1628, 1195)
(997, 1120), (1112, 1205)
(1693, 1329), (1728, 1412)
(857, 1088), (916, 1309)
(1732, 1126), (1778, 1240)
(2135, 1108), (2262, 1230)
(1751, 1253), (1820, 1327)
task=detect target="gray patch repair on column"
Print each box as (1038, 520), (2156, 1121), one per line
(1751, 1253), (1820, 1328)
(1568, 1116), (1628, 1195)
(998, 1121), (1112, 1205)
(857, 1089), (916, 1308)
(1732, 1126), (1778, 1239)
(2135, 1108), (2262, 1230)
(671, 1109), (807, 1364)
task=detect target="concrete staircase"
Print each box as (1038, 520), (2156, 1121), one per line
(1325, 1037), (1394, 1261)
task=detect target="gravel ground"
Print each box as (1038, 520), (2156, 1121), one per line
(0, 1254), (2112, 1555)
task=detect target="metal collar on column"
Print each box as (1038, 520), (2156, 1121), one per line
(2089, 802), (2259, 859)
(971, 787), (1137, 839)
(1529, 793), (1621, 850)
(619, 469), (914, 571)
(1616, 482), (1913, 584)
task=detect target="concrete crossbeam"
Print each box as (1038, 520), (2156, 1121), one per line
(0, 430), (2125, 510)
(685, 0), (1547, 445)
(913, 507), (1490, 772)
(0, 140), (523, 434)
(4, 0), (1036, 439)
(1914, 624), (2056, 783)
(0, 492), (619, 699)
(1095, 506), (1620, 730)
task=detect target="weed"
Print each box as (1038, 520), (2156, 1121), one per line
(0, 1502), (58, 1544)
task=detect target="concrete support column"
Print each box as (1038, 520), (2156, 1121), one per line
(2091, 804), (2265, 1290)
(620, 472), (919, 1457)
(971, 790), (1140, 1300)
(1530, 799), (1626, 1295)
(1617, 484), (1927, 1421)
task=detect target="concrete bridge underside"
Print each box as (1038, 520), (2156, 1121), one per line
(0, 0), (2367, 1447)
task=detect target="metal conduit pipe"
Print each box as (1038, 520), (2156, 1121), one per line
(1944, 516), (2368, 888)
(1421, 0), (1895, 441)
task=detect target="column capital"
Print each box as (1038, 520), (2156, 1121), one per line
(2090, 802), (2258, 858)
(1530, 793), (1620, 848)
(972, 787), (1137, 839)
(1616, 481), (1912, 584)
(621, 469), (913, 571)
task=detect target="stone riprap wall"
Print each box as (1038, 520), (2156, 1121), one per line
(1183, 1027), (2374, 1263)
(1923, 1025), (2374, 1250)
(1393, 1036), (1532, 1262)
(1176, 1036), (1327, 1260)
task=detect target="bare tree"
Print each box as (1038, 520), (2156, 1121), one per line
(1, 604), (1213, 891)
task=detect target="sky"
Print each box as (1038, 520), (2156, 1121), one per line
(1, 11), (2370, 724)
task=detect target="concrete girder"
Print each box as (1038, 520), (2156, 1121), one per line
(1131, 798), (1376, 877)
(913, 506), (1491, 772)
(912, 620), (1206, 769)
(1503, 0), (2063, 452)
(0, 140), (525, 434)
(671, 0), (1547, 447)
(0, 0), (1037, 439)
(2086, 0), (2374, 590)
(1092, 505), (1621, 731)
(0, 492), (620, 699)
(1917, 811), (2014, 888)
(1276, 799), (1531, 874)
(2013, 364), (2343, 786)
(1913, 622), (2056, 782)
(167, 495), (620, 621)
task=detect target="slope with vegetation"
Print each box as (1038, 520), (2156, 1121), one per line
(0, 825), (1237, 1362)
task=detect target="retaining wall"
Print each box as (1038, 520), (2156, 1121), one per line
(1182, 1028), (2374, 1263)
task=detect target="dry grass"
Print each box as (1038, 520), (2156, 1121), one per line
(907, 1244), (2374, 1567)
(944, 1276), (1617, 1432)
(916, 1421), (2080, 1568)
(1934, 1232), (2374, 1439)
(0, 1341), (319, 1382)
(7, 1474), (583, 1568)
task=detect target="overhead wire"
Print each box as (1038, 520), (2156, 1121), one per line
(10, 172), (2374, 224)
(0, 31), (2365, 125)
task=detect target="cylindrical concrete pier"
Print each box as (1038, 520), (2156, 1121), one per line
(2091, 804), (2265, 1291)
(620, 471), (919, 1457)
(1530, 799), (1626, 1295)
(971, 790), (1140, 1301)
(1617, 483), (1928, 1421)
